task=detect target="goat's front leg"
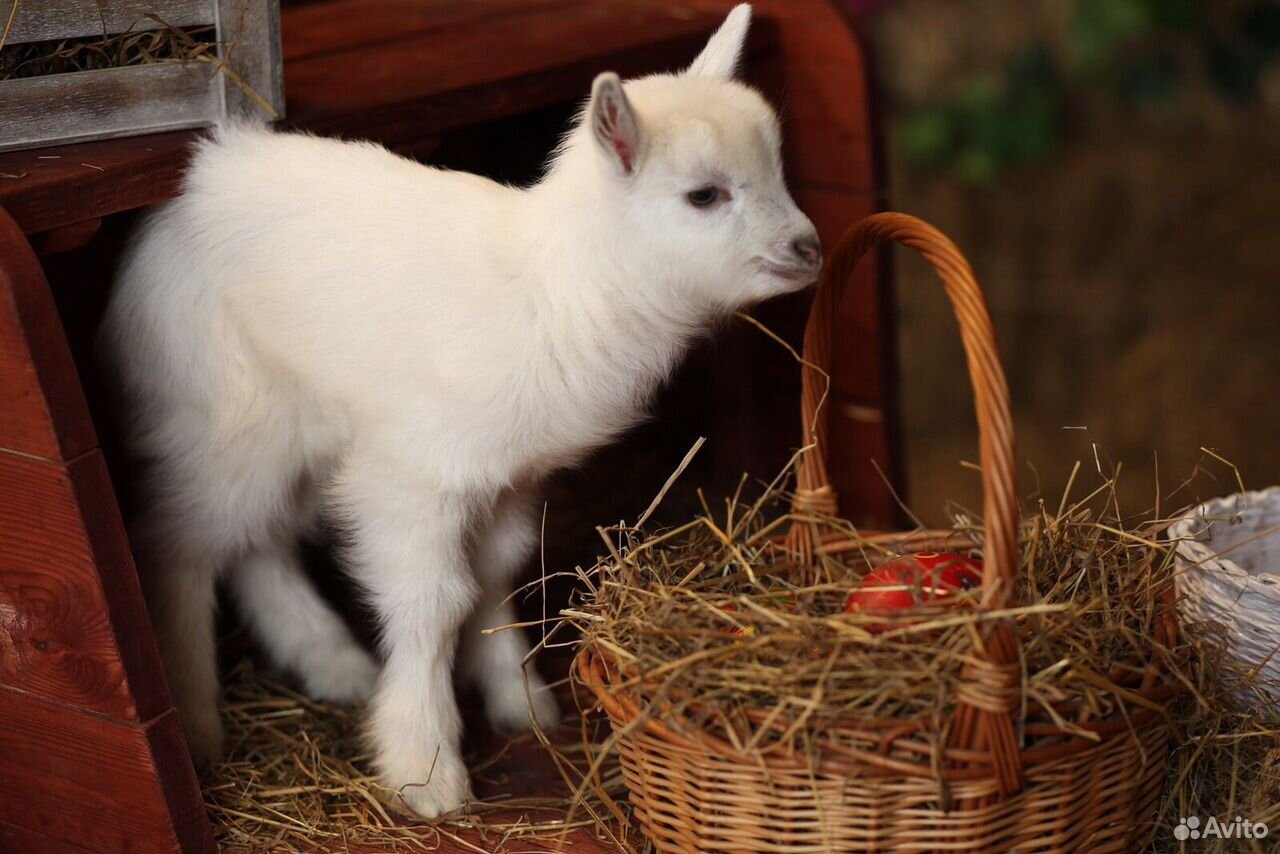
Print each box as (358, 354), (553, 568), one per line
(336, 457), (479, 819)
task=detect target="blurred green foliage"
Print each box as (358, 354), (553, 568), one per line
(897, 0), (1280, 185)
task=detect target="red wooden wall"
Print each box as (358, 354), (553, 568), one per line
(695, 0), (902, 526)
(0, 207), (214, 852)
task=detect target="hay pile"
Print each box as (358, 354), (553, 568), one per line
(0, 13), (216, 81)
(1152, 621), (1280, 853)
(205, 660), (625, 853)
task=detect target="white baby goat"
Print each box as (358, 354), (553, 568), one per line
(100, 3), (820, 818)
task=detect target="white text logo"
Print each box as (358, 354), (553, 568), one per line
(1173, 815), (1269, 841)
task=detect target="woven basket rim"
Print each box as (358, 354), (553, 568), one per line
(1168, 486), (1280, 591)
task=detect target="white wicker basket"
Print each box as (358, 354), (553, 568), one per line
(1168, 487), (1280, 702)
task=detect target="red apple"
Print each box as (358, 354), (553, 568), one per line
(844, 552), (983, 628)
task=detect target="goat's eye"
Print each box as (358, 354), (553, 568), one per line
(686, 186), (721, 208)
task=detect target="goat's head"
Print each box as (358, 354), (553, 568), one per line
(566, 4), (822, 308)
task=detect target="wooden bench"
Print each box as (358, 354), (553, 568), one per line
(0, 2), (894, 850)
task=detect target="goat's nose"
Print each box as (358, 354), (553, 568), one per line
(791, 233), (822, 268)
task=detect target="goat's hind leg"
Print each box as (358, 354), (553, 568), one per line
(460, 490), (561, 732)
(132, 512), (227, 768)
(229, 539), (379, 704)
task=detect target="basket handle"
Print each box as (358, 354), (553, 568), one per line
(789, 212), (1019, 609)
(789, 213), (1027, 796)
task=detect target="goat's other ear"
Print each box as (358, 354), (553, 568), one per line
(687, 3), (751, 79)
(589, 72), (643, 177)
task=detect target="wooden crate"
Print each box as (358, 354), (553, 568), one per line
(0, 0), (283, 153)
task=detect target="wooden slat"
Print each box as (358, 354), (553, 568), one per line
(730, 0), (900, 526)
(31, 217), (103, 255)
(69, 449), (174, 719)
(280, 0), (575, 61)
(794, 178), (900, 526)
(0, 688), (213, 854)
(751, 53), (876, 192)
(0, 206), (97, 459)
(291, 32), (727, 149)
(217, 0), (285, 118)
(0, 452), (141, 719)
(0, 818), (100, 854)
(145, 700), (219, 854)
(0, 133), (195, 235)
(740, 0), (880, 194)
(793, 186), (886, 402)
(283, 1), (736, 140)
(283, 0), (717, 115)
(0, 62), (219, 154)
(2, 0), (213, 46)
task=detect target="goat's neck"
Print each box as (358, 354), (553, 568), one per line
(516, 179), (711, 418)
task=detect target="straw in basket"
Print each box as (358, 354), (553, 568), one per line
(575, 212), (1181, 854)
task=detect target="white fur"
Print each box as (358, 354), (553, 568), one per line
(100, 3), (818, 819)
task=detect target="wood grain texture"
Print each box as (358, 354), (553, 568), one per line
(699, 0), (901, 525)
(282, 0), (737, 145)
(0, 133), (196, 235)
(0, 62), (219, 154)
(747, 53), (876, 192)
(218, 0), (285, 118)
(1, 0), (214, 45)
(0, 818), (101, 854)
(0, 191), (204, 854)
(0, 447), (171, 722)
(0, 452), (134, 719)
(280, 0), (573, 61)
(792, 186), (902, 526)
(0, 206), (97, 460)
(0, 687), (214, 854)
(31, 217), (103, 256)
(67, 449), (174, 720)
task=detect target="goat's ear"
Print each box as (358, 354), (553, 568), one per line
(687, 3), (751, 79)
(589, 72), (643, 177)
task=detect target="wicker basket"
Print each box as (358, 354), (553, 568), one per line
(576, 212), (1180, 853)
(1169, 487), (1280, 703)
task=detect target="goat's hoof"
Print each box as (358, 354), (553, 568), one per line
(383, 752), (472, 819)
